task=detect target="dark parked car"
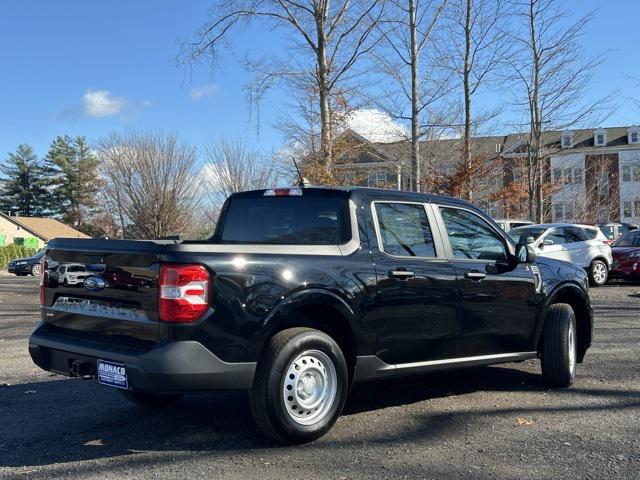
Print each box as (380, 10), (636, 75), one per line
(610, 230), (640, 280)
(7, 251), (44, 276)
(29, 186), (593, 443)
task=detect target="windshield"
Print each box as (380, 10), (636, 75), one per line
(613, 233), (640, 247)
(218, 194), (351, 245)
(508, 226), (547, 244)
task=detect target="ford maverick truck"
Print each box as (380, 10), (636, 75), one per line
(29, 186), (593, 443)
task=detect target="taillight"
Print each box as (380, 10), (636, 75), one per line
(158, 264), (210, 323)
(39, 256), (47, 305)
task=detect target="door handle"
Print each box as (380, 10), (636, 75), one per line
(389, 269), (415, 279)
(464, 271), (486, 281)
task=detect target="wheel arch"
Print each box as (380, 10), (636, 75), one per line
(537, 283), (592, 363)
(260, 289), (364, 383)
(590, 255), (610, 268)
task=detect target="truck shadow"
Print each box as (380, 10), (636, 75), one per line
(1, 365), (638, 471)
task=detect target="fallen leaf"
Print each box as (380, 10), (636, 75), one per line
(84, 439), (105, 446)
(516, 417), (534, 426)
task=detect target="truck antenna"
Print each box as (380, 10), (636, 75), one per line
(291, 156), (310, 187)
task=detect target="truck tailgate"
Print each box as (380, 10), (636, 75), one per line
(42, 239), (167, 344)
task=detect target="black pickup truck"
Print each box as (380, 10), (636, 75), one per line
(29, 186), (593, 443)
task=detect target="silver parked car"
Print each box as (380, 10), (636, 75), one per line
(509, 223), (613, 286)
(494, 218), (534, 232)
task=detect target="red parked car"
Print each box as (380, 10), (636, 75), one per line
(610, 231), (640, 281)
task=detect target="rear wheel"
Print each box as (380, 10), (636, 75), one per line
(250, 328), (348, 444)
(589, 259), (608, 286)
(30, 264), (41, 276)
(541, 303), (577, 388)
(118, 390), (183, 407)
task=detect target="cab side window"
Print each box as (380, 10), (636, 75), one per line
(374, 203), (436, 257)
(440, 207), (508, 262)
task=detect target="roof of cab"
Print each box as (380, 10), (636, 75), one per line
(233, 185), (479, 210)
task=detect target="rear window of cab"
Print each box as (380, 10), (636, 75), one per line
(218, 194), (351, 245)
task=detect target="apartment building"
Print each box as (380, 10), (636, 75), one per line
(331, 125), (640, 223)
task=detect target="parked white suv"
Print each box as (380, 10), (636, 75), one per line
(509, 223), (612, 286)
(494, 219), (534, 232)
(53, 263), (91, 286)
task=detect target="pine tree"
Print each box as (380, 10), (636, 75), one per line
(0, 144), (50, 216)
(44, 136), (102, 229)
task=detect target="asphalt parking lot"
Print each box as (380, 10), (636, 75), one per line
(0, 275), (639, 480)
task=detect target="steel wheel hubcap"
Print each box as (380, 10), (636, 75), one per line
(593, 263), (606, 283)
(283, 350), (337, 426)
(568, 320), (577, 378)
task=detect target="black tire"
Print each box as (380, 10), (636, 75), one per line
(589, 259), (608, 286)
(541, 303), (577, 388)
(118, 390), (183, 407)
(250, 327), (348, 444)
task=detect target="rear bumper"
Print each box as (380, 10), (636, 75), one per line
(28, 323), (256, 393)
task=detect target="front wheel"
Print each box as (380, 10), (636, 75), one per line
(541, 303), (577, 388)
(589, 259), (608, 286)
(30, 264), (41, 276)
(250, 328), (348, 444)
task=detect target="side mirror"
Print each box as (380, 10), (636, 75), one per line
(543, 239), (554, 246)
(516, 244), (536, 264)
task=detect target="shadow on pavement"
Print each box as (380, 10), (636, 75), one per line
(2, 363), (638, 472)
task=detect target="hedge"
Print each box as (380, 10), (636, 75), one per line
(0, 245), (38, 270)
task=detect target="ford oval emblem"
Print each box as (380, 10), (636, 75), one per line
(84, 276), (106, 292)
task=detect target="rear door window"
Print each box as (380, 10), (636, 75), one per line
(374, 203), (436, 257)
(565, 227), (588, 243)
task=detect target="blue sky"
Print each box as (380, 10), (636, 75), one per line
(0, 0), (638, 163)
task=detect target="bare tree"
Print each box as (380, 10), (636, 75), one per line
(506, 0), (613, 222)
(372, 0), (453, 192)
(180, 0), (385, 170)
(437, 0), (510, 200)
(203, 136), (279, 208)
(97, 131), (202, 239)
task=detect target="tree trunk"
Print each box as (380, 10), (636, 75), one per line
(316, 9), (332, 169)
(463, 0), (473, 201)
(409, 0), (420, 192)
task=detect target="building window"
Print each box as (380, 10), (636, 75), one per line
(573, 168), (582, 184)
(564, 203), (574, 222)
(554, 204), (563, 221)
(622, 165), (632, 182)
(632, 132), (639, 144)
(594, 129), (607, 147)
(623, 201), (633, 218)
(635, 200), (640, 217)
(495, 143), (502, 153)
(597, 171), (609, 194)
(367, 170), (387, 187)
(634, 165), (640, 182)
(628, 127), (640, 144)
(563, 168), (572, 183)
(553, 168), (562, 183)
(561, 134), (573, 149)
